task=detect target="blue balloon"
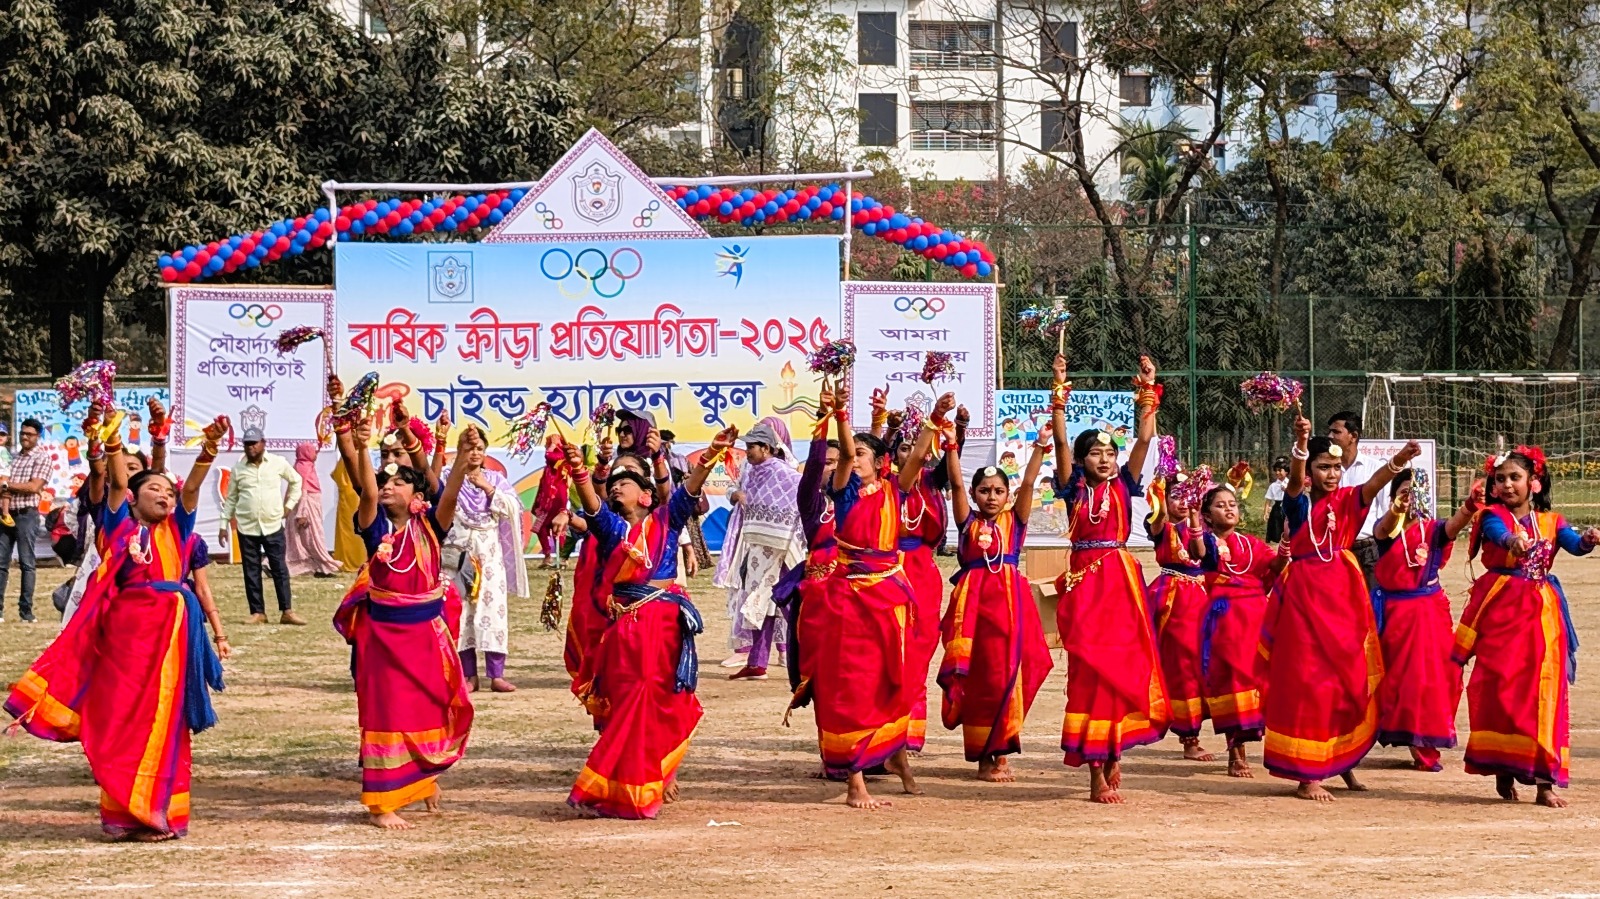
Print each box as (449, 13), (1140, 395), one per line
(719, 201), (734, 215)
(831, 206), (845, 220)
(951, 252), (968, 266)
(976, 261), (992, 277)
(245, 257), (260, 268)
(912, 236), (928, 250)
(313, 208), (330, 222)
(350, 220), (366, 235)
(510, 188), (527, 201)
(337, 231), (351, 242)
(488, 209), (504, 224)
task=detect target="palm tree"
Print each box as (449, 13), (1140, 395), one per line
(1116, 120), (1198, 222)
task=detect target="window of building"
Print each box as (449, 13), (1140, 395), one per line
(1288, 75), (1321, 106)
(911, 101), (994, 151)
(361, 0), (388, 36)
(1336, 74), (1373, 109)
(1212, 144), (1227, 171)
(1120, 73), (1151, 107)
(720, 67), (747, 101)
(858, 13), (896, 66)
(1040, 21), (1079, 74)
(909, 22), (994, 71)
(859, 94), (898, 147)
(1174, 74), (1210, 106)
(1040, 100), (1070, 151)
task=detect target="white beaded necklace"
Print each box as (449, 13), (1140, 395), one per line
(382, 517), (419, 574)
(1310, 495), (1338, 563)
(1084, 478), (1112, 525)
(1220, 531), (1254, 575)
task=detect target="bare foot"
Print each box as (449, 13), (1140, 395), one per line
(489, 677), (517, 693)
(1089, 765), (1124, 804)
(664, 781), (680, 805)
(845, 771), (890, 809)
(1341, 770), (1368, 792)
(1408, 747), (1442, 772)
(130, 829), (177, 842)
(1182, 739), (1216, 762)
(1536, 785), (1568, 808)
(1496, 775), (1520, 801)
(977, 755), (1017, 782)
(1105, 760), (1123, 790)
(469, 675), (481, 693)
(1227, 747), (1253, 779)
(425, 786), (441, 813)
(1295, 781), (1336, 802)
(369, 811), (413, 830)
(884, 749), (923, 795)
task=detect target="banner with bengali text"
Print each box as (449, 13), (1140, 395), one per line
(842, 281), (996, 438)
(169, 287), (335, 449)
(333, 236), (842, 447)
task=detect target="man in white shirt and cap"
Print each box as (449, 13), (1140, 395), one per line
(1326, 410), (1387, 588)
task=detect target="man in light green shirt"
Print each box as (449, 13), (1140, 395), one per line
(220, 427), (306, 625)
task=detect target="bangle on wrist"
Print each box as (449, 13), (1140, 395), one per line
(1386, 458), (1407, 474)
(1033, 440), (1051, 450)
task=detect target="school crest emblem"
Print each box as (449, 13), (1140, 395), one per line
(572, 160), (623, 224)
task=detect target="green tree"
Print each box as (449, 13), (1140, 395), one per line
(0, 0), (575, 376)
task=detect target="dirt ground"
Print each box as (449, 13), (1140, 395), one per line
(3, 547), (1600, 898)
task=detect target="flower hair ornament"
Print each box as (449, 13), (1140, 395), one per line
(409, 494), (430, 515)
(1328, 444), (1343, 459)
(981, 466), (999, 477)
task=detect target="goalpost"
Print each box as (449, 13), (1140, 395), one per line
(1364, 371), (1600, 506)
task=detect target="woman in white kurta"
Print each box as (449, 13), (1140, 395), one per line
(445, 428), (528, 692)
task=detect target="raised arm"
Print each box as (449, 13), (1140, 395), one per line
(868, 385), (890, 440)
(1361, 440), (1421, 508)
(1125, 355), (1159, 480)
(340, 423), (379, 530)
(433, 428), (475, 528)
(1049, 354), (1071, 478)
(84, 403), (108, 505)
(564, 440), (601, 516)
(183, 416), (228, 514)
(1443, 479), (1485, 541)
(1012, 423), (1051, 522)
(686, 427), (737, 497)
(644, 427), (673, 506)
(430, 411), (450, 485)
(833, 381), (857, 493)
(899, 392), (954, 494)
(147, 396), (170, 475)
(394, 401), (439, 497)
(947, 428), (970, 524)
(1286, 414), (1310, 499)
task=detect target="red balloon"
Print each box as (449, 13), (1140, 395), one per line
(334, 216), (350, 232)
(932, 244), (949, 260)
(889, 228), (907, 243)
(229, 251), (246, 265)
(183, 262), (201, 278)
(961, 262), (979, 277)
(980, 248), (995, 263)
(364, 199), (378, 210)
(817, 202), (833, 217)
(274, 236), (290, 252)
(160, 266), (178, 281)
(194, 251), (211, 266)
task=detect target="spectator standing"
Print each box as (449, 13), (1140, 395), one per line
(220, 427), (306, 624)
(0, 418), (51, 622)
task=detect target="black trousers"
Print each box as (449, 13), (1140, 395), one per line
(1352, 537), (1380, 592)
(240, 528), (294, 615)
(0, 507), (39, 619)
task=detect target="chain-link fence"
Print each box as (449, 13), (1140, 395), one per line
(893, 218), (1600, 510)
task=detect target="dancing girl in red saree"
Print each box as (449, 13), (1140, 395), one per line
(937, 420), (1053, 782)
(333, 415), (475, 830)
(1048, 354), (1167, 803)
(564, 426), (721, 819)
(1147, 480), (1212, 760)
(1456, 447), (1598, 808)
(1370, 471), (1479, 773)
(6, 413), (231, 841)
(1262, 414), (1416, 801)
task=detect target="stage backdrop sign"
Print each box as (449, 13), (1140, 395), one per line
(1357, 438), (1438, 518)
(842, 282), (997, 438)
(992, 388), (1145, 547)
(333, 235), (841, 445)
(169, 287), (336, 449)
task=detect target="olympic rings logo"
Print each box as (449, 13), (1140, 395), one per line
(540, 247), (644, 299)
(894, 295), (946, 321)
(228, 303), (283, 328)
